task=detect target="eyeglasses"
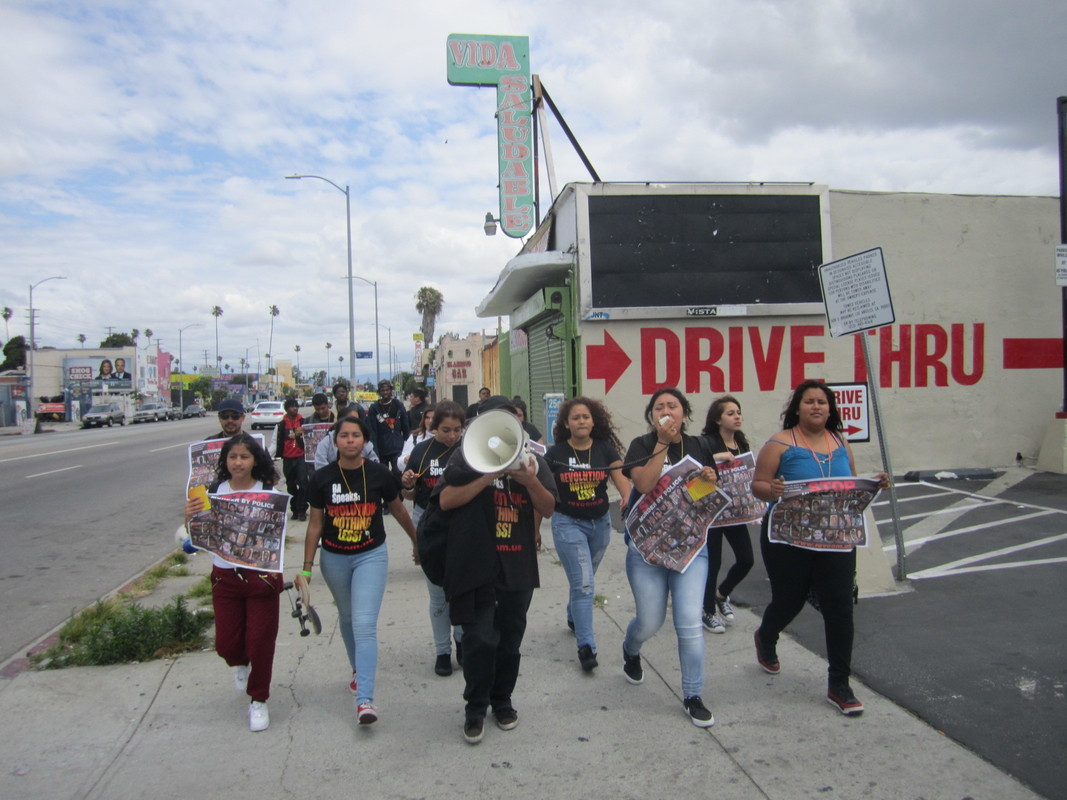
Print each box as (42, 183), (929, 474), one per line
(218, 412), (242, 421)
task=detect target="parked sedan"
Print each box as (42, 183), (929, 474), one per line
(183, 404), (207, 418)
(166, 405), (182, 420)
(249, 401), (285, 430)
(133, 402), (169, 423)
(82, 403), (126, 428)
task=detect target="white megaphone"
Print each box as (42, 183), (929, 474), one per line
(462, 409), (536, 473)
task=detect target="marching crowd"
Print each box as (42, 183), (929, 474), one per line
(183, 379), (888, 741)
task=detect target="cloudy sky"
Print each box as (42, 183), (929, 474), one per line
(2, 0), (1063, 383)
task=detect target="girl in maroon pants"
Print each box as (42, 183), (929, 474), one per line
(185, 434), (283, 732)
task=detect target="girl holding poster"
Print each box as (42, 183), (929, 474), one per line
(298, 414), (418, 726)
(751, 380), (888, 717)
(184, 433), (283, 733)
(699, 395), (757, 635)
(621, 388), (718, 728)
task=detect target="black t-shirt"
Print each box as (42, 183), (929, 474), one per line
(307, 460), (400, 554)
(407, 438), (459, 509)
(434, 451), (558, 591)
(545, 439), (621, 519)
(623, 432), (711, 478)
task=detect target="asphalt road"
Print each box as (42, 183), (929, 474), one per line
(0, 416), (220, 665)
(732, 469), (1067, 800)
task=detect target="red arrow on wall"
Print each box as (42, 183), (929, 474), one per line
(586, 332), (632, 393)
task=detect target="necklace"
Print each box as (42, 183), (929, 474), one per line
(569, 440), (591, 466)
(799, 429), (835, 478)
(338, 461), (367, 503)
(415, 440), (454, 478)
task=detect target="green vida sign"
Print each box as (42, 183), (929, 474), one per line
(447, 34), (533, 239)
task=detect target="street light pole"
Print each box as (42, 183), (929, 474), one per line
(28, 275), (66, 431)
(287, 174), (355, 386)
(353, 275), (380, 386)
(178, 323), (203, 412)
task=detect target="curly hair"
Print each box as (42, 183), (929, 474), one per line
(552, 396), (624, 452)
(781, 380), (843, 432)
(215, 433), (278, 487)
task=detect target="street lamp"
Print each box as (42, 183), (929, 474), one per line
(28, 275), (66, 431)
(287, 174), (355, 385)
(178, 323), (203, 411)
(353, 275), (380, 386)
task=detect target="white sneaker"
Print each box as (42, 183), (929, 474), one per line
(233, 665), (249, 692)
(249, 701), (269, 732)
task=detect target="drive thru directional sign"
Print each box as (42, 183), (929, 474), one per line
(827, 382), (870, 442)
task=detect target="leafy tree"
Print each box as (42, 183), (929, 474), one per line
(189, 375), (213, 402)
(0, 335), (27, 371)
(415, 286), (444, 345)
(99, 332), (135, 347)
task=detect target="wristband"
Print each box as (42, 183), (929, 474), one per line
(300, 570), (313, 578)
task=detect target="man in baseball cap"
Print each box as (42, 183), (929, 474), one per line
(212, 397), (246, 439)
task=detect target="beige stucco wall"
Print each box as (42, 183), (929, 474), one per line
(573, 190), (1061, 474)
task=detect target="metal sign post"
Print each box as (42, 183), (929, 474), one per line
(819, 247), (908, 579)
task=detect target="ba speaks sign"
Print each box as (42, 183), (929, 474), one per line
(447, 34), (534, 239)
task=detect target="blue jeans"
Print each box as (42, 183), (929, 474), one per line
(551, 512), (612, 649)
(412, 504), (462, 655)
(623, 542), (708, 697)
(319, 544), (388, 705)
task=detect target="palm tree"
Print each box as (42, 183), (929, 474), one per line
(325, 341), (332, 384)
(267, 305), (280, 375)
(131, 328), (140, 345)
(415, 286), (444, 345)
(77, 334), (86, 348)
(211, 305), (223, 371)
(294, 344), (301, 375)
(2, 307), (12, 341)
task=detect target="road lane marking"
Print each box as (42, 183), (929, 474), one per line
(25, 465), (83, 479)
(150, 441), (204, 453)
(0, 442), (116, 464)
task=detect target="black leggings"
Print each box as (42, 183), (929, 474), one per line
(702, 525), (754, 612)
(758, 517), (856, 685)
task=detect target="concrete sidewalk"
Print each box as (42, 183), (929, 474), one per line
(0, 516), (1041, 800)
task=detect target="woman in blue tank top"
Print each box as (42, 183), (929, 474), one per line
(751, 380), (888, 717)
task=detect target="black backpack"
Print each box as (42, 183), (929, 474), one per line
(416, 497), (452, 586)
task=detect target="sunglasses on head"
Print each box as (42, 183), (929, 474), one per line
(218, 411), (242, 421)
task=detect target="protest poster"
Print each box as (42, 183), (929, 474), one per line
(302, 422), (334, 464)
(710, 452), (768, 527)
(767, 475), (882, 551)
(624, 455), (731, 573)
(187, 490), (290, 572)
(186, 434), (266, 493)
